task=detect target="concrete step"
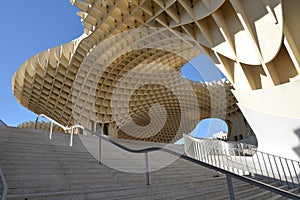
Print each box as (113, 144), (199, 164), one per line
(1, 126), (297, 200)
(168, 184), (250, 200)
(111, 183), (231, 200)
(6, 177), (230, 200)
(268, 187), (300, 200)
(4, 169), (219, 184)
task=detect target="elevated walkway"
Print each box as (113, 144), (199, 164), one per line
(0, 126), (297, 199)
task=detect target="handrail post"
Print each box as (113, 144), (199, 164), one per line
(243, 152), (250, 175)
(285, 159), (295, 188)
(226, 174), (235, 200)
(220, 148), (226, 170)
(145, 152), (150, 185)
(291, 161), (300, 186)
(0, 168), (7, 200)
(279, 157), (289, 187)
(200, 144), (205, 162)
(37, 114), (84, 146)
(49, 121), (53, 139)
(216, 148), (221, 168)
(34, 115), (39, 129)
(267, 154), (276, 183)
(273, 155), (283, 185)
(251, 149), (258, 177)
(256, 152), (264, 179)
(212, 148), (217, 166)
(225, 149), (231, 171)
(69, 128), (73, 147)
(230, 148), (236, 173)
(236, 147), (244, 175)
(195, 143), (200, 160)
(99, 135), (102, 165)
(261, 153), (270, 182)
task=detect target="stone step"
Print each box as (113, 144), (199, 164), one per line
(158, 182), (250, 200)
(6, 177), (230, 200)
(242, 189), (281, 200)
(6, 176), (227, 198)
(1, 126), (297, 200)
(268, 187), (300, 200)
(4, 169), (219, 184)
(98, 180), (233, 200)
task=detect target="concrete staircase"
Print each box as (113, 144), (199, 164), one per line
(0, 126), (292, 199)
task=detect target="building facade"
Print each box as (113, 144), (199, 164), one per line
(12, 0), (300, 160)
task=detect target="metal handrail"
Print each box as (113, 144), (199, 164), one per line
(83, 128), (300, 199)
(69, 124), (85, 147)
(0, 168), (7, 200)
(84, 127), (163, 151)
(184, 134), (300, 190)
(35, 114), (84, 146)
(185, 134), (300, 173)
(30, 117), (299, 199)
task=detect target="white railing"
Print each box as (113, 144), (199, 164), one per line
(35, 114), (84, 146)
(184, 134), (300, 189)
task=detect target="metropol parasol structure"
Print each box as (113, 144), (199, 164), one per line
(12, 0), (300, 160)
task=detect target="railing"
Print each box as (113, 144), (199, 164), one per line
(31, 115), (299, 199)
(0, 168), (7, 200)
(187, 137), (257, 156)
(83, 128), (300, 199)
(35, 114), (84, 146)
(184, 134), (300, 189)
(85, 128), (160, 185)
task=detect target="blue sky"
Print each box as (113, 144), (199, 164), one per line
(182, 54), (225, 82)
(0, 0), (227, 137)
(0, 0), (83, 126)
(175, 118), (228, 144)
